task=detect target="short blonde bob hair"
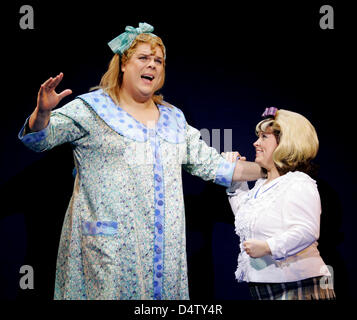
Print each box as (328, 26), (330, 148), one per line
(255, 109), (319, 175)
(96, 33), (166, 106)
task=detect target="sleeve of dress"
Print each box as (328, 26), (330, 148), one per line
(226, 181), (250, 216)
(18, 99), (90, 152)
(182, 124), (237, 187)
(265, 179), (322, 260)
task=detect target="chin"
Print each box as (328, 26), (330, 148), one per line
(254, 158), (262, 166)
(137, 89), (154, 99)
(255, 160), (268, 171)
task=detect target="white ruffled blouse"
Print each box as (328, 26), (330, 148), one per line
(227, 171), (331, 283)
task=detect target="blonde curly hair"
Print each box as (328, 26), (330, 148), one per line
(255, 109), (319, 175)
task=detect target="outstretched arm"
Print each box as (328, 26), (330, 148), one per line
(232, 159), (263, 182)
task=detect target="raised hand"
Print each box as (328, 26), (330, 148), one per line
(29, 73), (72, 132)
(37, 73), (72, 112)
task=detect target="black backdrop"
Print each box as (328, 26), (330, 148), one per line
(1, 0), (355, 307)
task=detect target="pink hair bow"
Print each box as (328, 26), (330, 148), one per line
(262, 107), (278, 118)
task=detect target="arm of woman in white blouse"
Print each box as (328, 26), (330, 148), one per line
(265, 179), (321, 260)
(223, 152), (251, 215)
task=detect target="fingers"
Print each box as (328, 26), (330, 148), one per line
(41, 73), (64, 91)
(39, 73), (72, 101)
(41, 76), (53, 87)
(50, 72), (64, 89)
(58, 89), (73, 101)
(243, 241), (247, 250)
(221, 151), (241, 162)
(243, 240), (251, 255)
(233, 152), (240, 161)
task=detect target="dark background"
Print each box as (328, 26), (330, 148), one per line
(1, 0), (355, 304)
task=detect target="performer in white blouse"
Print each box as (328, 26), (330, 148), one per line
(225, 107), (336, 300)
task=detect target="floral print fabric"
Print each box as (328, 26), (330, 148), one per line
(18, 89), (235, 300)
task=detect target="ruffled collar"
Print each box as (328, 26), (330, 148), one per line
(247, 171), (316, 202)
(76, 89), (186, 143)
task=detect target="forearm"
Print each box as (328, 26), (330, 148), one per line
(29, 106), (51, 132)
(19, 100), (90, 152)
(266, 227), (317, 260)
(232, 160), (263, 182)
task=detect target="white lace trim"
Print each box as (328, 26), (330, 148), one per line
(234, 171), (316, 282)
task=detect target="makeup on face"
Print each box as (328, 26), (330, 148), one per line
(133, 44), (163, 85)
(121, 43), (164, 99)
(253, 127), (278, 169)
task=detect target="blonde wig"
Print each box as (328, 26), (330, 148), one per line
(255, 109), (319, 175)
(96, 33), (166, 106)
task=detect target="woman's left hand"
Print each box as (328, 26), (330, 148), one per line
(243, 239), (271, 258)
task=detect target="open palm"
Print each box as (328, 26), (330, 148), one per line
(37, 73), (72, 112)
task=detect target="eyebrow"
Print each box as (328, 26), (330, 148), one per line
(259, 131), (275, 136)
(137, 52), (163, 59)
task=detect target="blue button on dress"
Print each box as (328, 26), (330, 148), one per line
(18, 89), (236, 300)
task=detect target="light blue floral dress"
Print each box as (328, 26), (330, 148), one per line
(18, 89), (235, 300)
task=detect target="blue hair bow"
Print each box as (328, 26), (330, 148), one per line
(108, 22), (156, 55)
